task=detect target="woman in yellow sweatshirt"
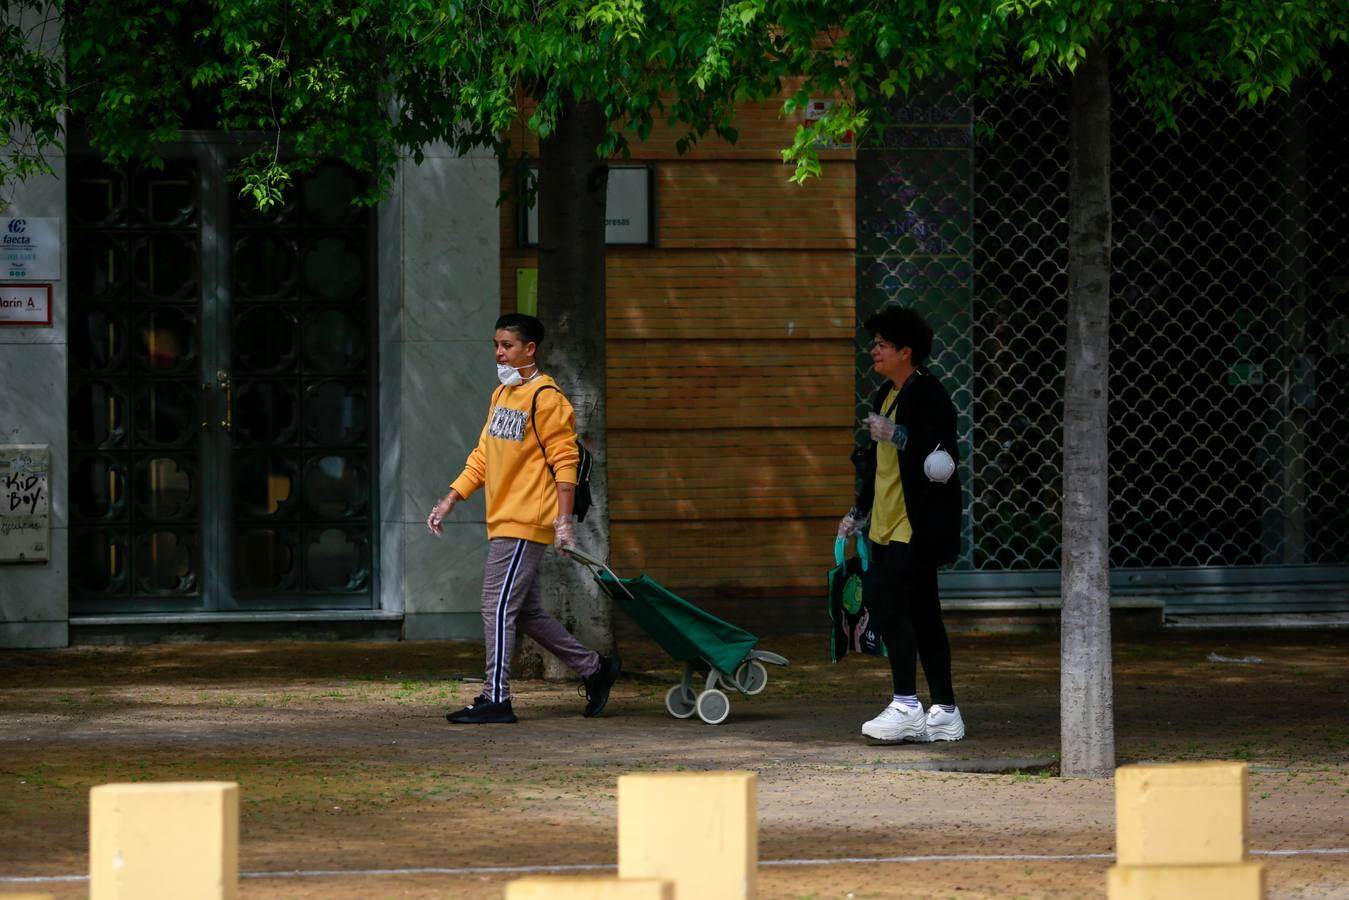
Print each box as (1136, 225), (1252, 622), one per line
(427, 314), (619, 724)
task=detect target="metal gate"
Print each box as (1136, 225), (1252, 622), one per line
(856, 68), (1349, 614)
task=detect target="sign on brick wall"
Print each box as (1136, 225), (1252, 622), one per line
(523, 167), (653, 246)
(0, 445), (50, 563)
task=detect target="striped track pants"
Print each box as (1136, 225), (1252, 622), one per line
(481, 538), (601, 703)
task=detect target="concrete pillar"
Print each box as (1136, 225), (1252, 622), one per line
(1108, 863), (1265, 899)
(618, 771), (757, 900)
(377, 144), (501, 639)
(1108, 762), (1264, 899)
(0, 2), (67, 649)
(1115, 761), (1248, 866)
(89, 782), (239, 900)
(507, 877), (673, 899)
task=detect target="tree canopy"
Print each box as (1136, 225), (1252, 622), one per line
(5, 1), (1348, 199)
(768, 0), (1348, 180)
(3, 0), (793, 206)
(2, 1), (63, 196)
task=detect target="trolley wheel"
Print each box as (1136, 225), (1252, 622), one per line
(734, 659), (769, 695)
(665, 685), (697, 719)
(695, 688), (731, 725)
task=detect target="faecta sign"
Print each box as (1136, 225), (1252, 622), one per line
(0, 284), (52, 325)
(1, 216), (61, 281)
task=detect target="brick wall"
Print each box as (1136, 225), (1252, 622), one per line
(502, 96), (857, 602)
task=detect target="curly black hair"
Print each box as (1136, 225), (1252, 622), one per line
(864, 305), (934, 364)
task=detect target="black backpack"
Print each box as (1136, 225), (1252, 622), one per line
(530, 385), (594, 522)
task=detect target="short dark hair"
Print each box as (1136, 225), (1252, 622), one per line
(864, 305), (934, 364)
(495, 313), (545, 346)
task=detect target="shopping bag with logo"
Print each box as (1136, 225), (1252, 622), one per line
(827, 536), (886, 661)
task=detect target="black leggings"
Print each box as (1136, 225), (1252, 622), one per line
(864, 540), (955, 705)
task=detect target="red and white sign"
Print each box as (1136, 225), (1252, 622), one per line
(0, 284), (52, 326)
(805, 99), (854, 150)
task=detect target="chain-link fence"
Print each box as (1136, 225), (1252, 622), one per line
(856, 66), (1349, 600)
(1108, 77), (1349, 570)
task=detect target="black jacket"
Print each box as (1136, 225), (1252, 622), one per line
(852, 369), (963, 567)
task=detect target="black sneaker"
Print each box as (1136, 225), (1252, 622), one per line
(581, 653), (621, 718)
(447, 695), (517, 724)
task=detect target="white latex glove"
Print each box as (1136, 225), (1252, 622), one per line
(837, 508), (867, 538)
(553, 514), (577, 549)
(427, 494), (457, 535)
(865, 412), (908, 449)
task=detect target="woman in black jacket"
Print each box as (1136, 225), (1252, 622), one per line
(839, 305), (965, 743)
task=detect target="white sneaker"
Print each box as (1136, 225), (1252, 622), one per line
(920, 705), (965, 742)
(861, 702), (927, 741)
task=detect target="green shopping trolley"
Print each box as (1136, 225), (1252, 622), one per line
(563, 546), (789, 725)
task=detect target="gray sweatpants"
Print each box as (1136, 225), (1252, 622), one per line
(481, 537), (601, 702)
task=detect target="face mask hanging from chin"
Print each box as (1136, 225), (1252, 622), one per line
(496, 363), (536, 386)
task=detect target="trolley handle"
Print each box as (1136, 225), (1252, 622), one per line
(560, 545), (636, 601)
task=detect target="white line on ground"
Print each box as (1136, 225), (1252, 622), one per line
(2, 847), (1344, 884)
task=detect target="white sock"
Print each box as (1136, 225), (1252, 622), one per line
(891, 694), (920, 710)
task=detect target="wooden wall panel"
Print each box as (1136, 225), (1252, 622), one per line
(506, 84), (856, 162)
(499, 92), (859, 596)
(610, 518), (844, 593)
(607, 427), (853, 521)
(500, 162), (854, 252)
(625, 98), (857, 162)
(608, 340), (851, 429)
(657, 163), (853, 249)
(506, 250), (855, 340)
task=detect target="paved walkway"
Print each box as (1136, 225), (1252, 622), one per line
(1, 628), (1345, 898)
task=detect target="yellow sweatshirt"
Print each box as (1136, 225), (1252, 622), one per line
(450, 375), (580, 543)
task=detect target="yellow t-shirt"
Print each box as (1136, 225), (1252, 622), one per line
(868, 392), (912, 545)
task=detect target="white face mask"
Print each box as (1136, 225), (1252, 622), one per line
(496, 362), (535, 386)
(924, 444), (956, 483)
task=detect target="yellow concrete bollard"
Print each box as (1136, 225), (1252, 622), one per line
(1108, 762), (1263, 900)
(1115, 761), (1248, 866)
(1107, 861), (1265, 899)
(89, 781), (239, 900)
(506, 876), (673, 899)
(618, 771), (757, 900)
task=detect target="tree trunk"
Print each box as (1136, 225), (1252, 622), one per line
(517, 95), (614, 680)
(1060, 43), (1115, 778)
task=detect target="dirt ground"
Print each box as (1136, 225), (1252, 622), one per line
(0, 628), (1346, 899)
